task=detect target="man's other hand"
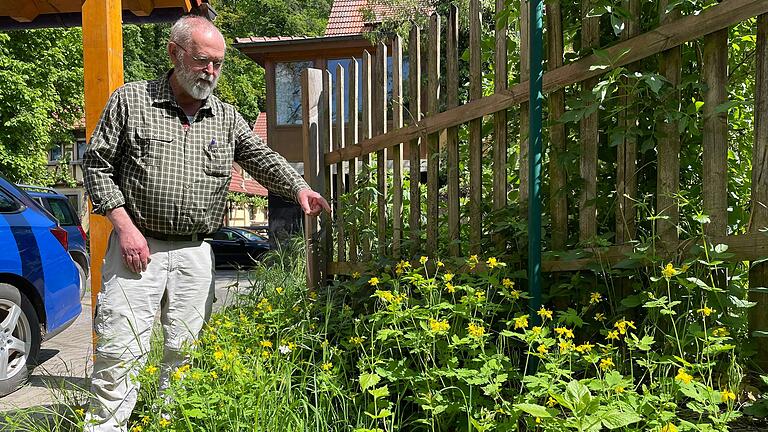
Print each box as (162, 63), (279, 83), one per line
(297, 188), (331, 217)
(117, 227), (151, 273)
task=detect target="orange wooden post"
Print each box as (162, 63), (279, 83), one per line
(82, 0), (124, 348)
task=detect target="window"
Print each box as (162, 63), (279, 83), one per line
(276, 61), (313, 125)
(46, 198), (78, 226)
(75, 139), (87, 162)
(65, 194), (80, 217)
(0, 189), (21, 213)
(49, 144), (64, 163)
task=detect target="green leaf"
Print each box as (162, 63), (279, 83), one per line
(729, 295), (757, 309)
(564, 380), (592, 412)
(513, 403), (552, 418)
(368, 385), (390, 399)
(601, 410), (642, 429)
(359, 373), (381, 390)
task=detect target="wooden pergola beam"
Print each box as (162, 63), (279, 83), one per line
(131, 0), (156, 17)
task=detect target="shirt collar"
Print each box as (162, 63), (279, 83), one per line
(152, 70), (218, 117)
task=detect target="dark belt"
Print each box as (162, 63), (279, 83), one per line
(142, 229), (206, 242)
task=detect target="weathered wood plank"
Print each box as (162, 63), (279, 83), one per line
(703, 29), (729, 238)
(324, 0), (768, 166)
(493, 0), (508, 250)
(347, 59), (359, 263)
(392, 36), (404, 259)
(657, 0), (682, 251)
(446, 6), (461, 257)
(579, 0), (600, 243)
(361, 51), (373, 261)
(301, 68), (324, 288)
(469, 0), (482, 254)
(335, 63), (346, 263)
(546, 0), (567, 251)
(616, 0), (640, 245)
(750, 13), (768, 369)
(427, 13), (441, 255)
(375, 42), (388, 257)
(408, 25), (422, 257)
(519, 0), (530, 207)
(321, 70), (333, 270)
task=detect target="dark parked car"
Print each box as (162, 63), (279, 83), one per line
(206, 227), (271, 268)
(0, 177), (82, 396)
(20, 185), (89, 299)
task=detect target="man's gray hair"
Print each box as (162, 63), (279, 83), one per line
(169, 15), (222, 47)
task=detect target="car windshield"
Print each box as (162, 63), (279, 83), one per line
(232, 228), (266, 241)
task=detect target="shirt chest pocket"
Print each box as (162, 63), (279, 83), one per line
(202, 138), (233, 178)
(134, 128), (174, 166)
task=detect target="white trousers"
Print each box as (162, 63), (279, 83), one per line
(84, 233), (215, 432)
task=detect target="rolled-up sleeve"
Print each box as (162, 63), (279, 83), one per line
(83, 88), (127, 215)
(234, 113), (309, 202)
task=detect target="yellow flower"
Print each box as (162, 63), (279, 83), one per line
(145, 365), (158, 375)
(141, 415), (151, 425)
(468, 323), (485, 338)
(697, 306), (714, 317)
(400, 260), (411, 269)
(369, 277), (380, 286)
(321, 362), (333, 371)
(513, 315), (529, 330)
(436, 260), (444, 267)
(680, 263), (690, 272)
(308, 290), (318, 300)
(377, 290), (396, 303)
(713, 327), (730, 337)
(214, 350), (224, 361)
(558, 340), (573, 353)
(721, 388), (736, 403)
(509, 290), (521, 300)
(445, 282), (456, 293)
(595, 313), (605, 322)
(468, 255), (479, 269)
(352, 271), (361, 278)
(430, 319), (450, 333)
(475, 291), (485, 301)
(537, 344), (549, 355)
(172, 364), (190, 381)
(589, 292), (602, 304)
(75, 408), (85, 417)
(575, 342), (594, 353)
(537, 307), (553, 320)
(614, 319), (636, 335)
(607, 330), (620, 341)
(502, 278), (514, 288)
(531, 326), (543, 336)
(486, 257), (499, 269)
(210, 371), (218, 379)
(443, 272), (455, 282)
(349, 336), (366, 345)
(600, 358), (615, 370)
(615, 386), (625, 394)
(260, 340), (273, 348)
(159, 417), (171, 428)
(662, 263), (678, 279)
(275, 286), (284, 295)
(261, 350), (271, 359)
(546, 397), (558, 407)
(420, 256), (428, 265)
(554, 327), (574, 339)
(131, 426), (143, 432)
(675, 368), (694, 385)
(661, 423), (678, 432)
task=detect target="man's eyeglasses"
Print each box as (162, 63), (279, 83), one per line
(174, 43), (224, 70)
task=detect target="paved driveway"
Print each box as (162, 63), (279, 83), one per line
(0, 269), (247, 411)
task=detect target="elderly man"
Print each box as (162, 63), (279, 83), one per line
(83, 15), (329, 431)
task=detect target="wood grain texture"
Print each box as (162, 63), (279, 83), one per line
(392, 36), (404, 258)
(493, 0), (508, 250)
(546, 0), (567, 251)
(375, 43), (388, 257)
(301, 68), (324, 288)
(426, 13), (441, 255)
(361, 51), (373, 261)
(408, 26), (422, 257)
(447, 6), (461, 256)
(519, 0), (530, 207)
(579, 0), (600, 243)
(335, 63), (346, 262)
(469, 0), (482, 254)
(703, 29), (729, 238)
(347, 59), (359, 263)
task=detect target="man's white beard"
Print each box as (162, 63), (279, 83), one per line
(176, 60), (219, 100)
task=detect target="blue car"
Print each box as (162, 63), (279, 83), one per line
(20, 185), (90, 299)
(0, 177), (81, 396)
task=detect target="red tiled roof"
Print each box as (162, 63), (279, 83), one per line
(234, 35), (317, 44)
(229, 164), (268, 197)
(325, 0), (394, 36)
(252, 112), (268, 141)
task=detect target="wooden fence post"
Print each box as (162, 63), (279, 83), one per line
(335, 63), (346, 263)
(749, 13), (768, 370)
(469, 0), (482, 254)
(302, 68), (326, 289)
(348, 59), (360, 263)
(447, 6), (461, 257)
(392, 36), (404, 259)
(519, 0), (530, 208)
(375, 42), (388, 257)
(361, 51), (373, 261)
(426, 13), (441, 255)
(546, 0), (567, 251)
(493, 0), (508, 251)
(579, 0), (600, 243)
(408, 26), (422, 257)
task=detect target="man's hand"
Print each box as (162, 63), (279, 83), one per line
(107, 207), (150, 273)
(297, 188), (331, 217)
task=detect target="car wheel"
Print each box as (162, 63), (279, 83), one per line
(74, 262), (89, 300)
(0, 283), (40, 397)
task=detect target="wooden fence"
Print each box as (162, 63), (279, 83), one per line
(301, 0), (768, 364)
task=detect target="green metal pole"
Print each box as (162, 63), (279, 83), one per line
(528, 0), (543, 318)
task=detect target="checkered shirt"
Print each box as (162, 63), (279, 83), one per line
(84, 72), (309, 235)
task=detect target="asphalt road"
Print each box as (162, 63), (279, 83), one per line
(0, 269), (247, 412)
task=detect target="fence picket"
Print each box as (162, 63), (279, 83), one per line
(426, 13), (441, 255)
(408, 25), (422, 257)
(335, 63), (346, 263)
(469, 0), (482, 254)
(703, 29), (729, 238)
(301, 68), (324, 288)
(546, 0), (567, 251)
(493, 0), (508, 250)
(447, 6), (461, 257)
(361, 51), (373, 261)
(579, 0), (600, 243)
(392, 36), (404, 259)
(519, 0), (530, 208)
(375, 42), (388, 257)
(347, 59), (359, 263)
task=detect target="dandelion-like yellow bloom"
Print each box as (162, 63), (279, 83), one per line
(599, 358), (615, 370)
(420, 256), (428, 265)
(377, 290), (396, 303)
(606, 330), (620, 341)
(445, 282), (456, 293)
(697, 306), (714, 317)
(554, 327), (575, 339)
(720, 389), (736, 403)
(437, 260), (444, 267)
(214, 350), (224, 361)
(468, 255), (479, 269)
(131, 426), (143, 432)
(172, 364), (190, 381)
(575, 342), (594, 353)
(261, 350), (271, 359)
(589, 292), (603, 304)
(675, 368), (694, 385)
(260, 340), (273, 348)
(308, 290), (318, 300)
(537, 307), (553, 320)
(513, 315), (529, 330)
(546, 397), (557, 407)
(595, 313), (605, 322)
(486, 257), (499, 269)
(558, 340), (573, 353)
(275, 286), (284, 295)
(349, 336), (366, 345)
(712, 327), (729, 337)
(537, 344), (549, 355)
(660, 423), (678, 432)
(475, 291), (485, 301)
(662, 263), (678, 279)
(159, 418), (171, 428)
(352, 272), (361, 278)
(468, 323), (485, 338)
(443, 272), (454, 282)
(321, 362), (333, 371)
(210, 371), (218, 379)
(369, 277), (380, 286)
(145, 365), (158, 375)
(615, 386), (625, 394)
(510, 290), (521, 300)
(75, 408), (85, 417)
(531, 326), (543, 336)
(141, 416), (151, 425)
(502, 278), (514, 288)
(614, 319), (636, 335)
(430, 319), (450, 333)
